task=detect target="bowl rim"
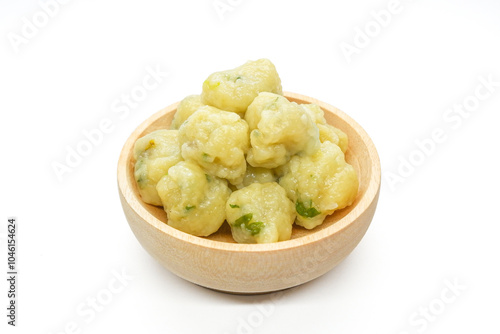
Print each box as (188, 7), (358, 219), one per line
(117, 92), (381, 253)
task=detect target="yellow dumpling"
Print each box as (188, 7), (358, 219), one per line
(156, 161), (231, 236)
(201, 59), (282, 116)
(279, 141), (359, 229)
(226, 182), (295, 243)
(301, 103), (348, 153)
(234, 164), (277, 189)
(178, 106), (249, 185)
(245, 92), (320, 169)
(170, 95), (204, 130)
(134, 130), (182, 206)
(317, 124), (348, 153)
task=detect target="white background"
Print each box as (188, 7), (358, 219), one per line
(1, 0), (500, 333)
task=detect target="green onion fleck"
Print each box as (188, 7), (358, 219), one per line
(246, 221), (264, 236)
(234, 213), (252, 225)
(296, 200), (321, 218)
(136, 175), (147, 188)
(233, 213), (264, 236)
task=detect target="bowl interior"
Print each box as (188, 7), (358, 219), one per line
(121, 92), (378, 246)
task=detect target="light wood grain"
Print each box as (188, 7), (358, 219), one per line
(117, 92), (381, 294)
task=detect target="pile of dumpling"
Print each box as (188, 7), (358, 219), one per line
(133, 59), (359, 244)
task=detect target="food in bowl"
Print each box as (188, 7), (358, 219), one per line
(133, 129), (182, 206)
(226, 182), (295, 243)
(279, 141), (358, 229)
(132, 59), (359, 243)
(177, 105), (249, 185)
(201, 58), (282, 115)
(244, 92), (320, 169)
(156, 161), (231, 236)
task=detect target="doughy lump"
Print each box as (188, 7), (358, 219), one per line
(279, 141), (359, 229)
(301, 103), (348, 153)
(134, 130), (182, 206)
(245, 92), (320, 168)
(156, 161), (231, 236)
(201, 59), (282, 116)
(178, 106), (249, 185)
(235, 164), (277, 189)
(170, 95), (204, 130)
(226, 182), (295, 243)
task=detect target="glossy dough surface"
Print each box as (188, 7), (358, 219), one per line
(156, 161), (231, 236)
(245, 92), (320, 169)
(178, 106), (249, 185)
(301, 103), (348, 153)
(170, 95), (204, 130)
(133, 130), (182, 206)
(226, 182), (295, 243)
(279, 141), (359, 229)
(201, 59), (282, 116)
(234, 164), (278, 190)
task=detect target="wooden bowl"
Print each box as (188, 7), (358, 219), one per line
(117, 92), (381, 294)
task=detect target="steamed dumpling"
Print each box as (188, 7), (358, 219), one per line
(171, 95), (205, 130)
(201, 59), (282, 116)
(245, 92), (320, 169)
(234, 164), (278, 189)
(301, 103), (348, 153)
(178, 106), (249, 185)
(279, 141), (358, 229)
(134, 130), (182, 206)
(156, 161), (231, 236)
(226, 182), (295, 243)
